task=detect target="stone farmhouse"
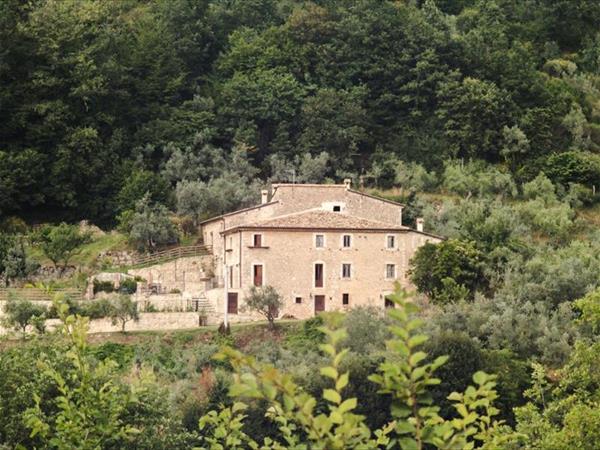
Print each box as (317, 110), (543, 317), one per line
(200, 180), (442, 322)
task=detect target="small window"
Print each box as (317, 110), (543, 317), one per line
(315, 234), (325, 248)
(253, 234), (262, 247)
(342, 293), (349, 305)
(385, 297), (395, 309)
(333, 205), (341, 212)
(386, 264), (396, 279)
(342, 263), (352, 279)
(386, 235), (396, 249)
(295, 297), (302, 304)
(342, 235), (351, 248)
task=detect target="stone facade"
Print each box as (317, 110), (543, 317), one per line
(128, 255), (215, 296)
(222, 224), (438, 318)
(201, 182), (442, 322)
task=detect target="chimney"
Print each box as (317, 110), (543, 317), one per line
(261, 189), (269, 204)
(416, 218), (424, 232)
(343, 178), (352, 189)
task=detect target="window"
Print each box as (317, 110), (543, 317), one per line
(315, 234), (325, 248)
(295, 297), (302, 304)
(253, 234), (262, 247)
(342, 234), (351, 248)
(253, 264), (263, 286)
(333, 205), (341, 212)
(315, 263), (324, 287)
(342, 293), (349, 305)
(386, 264), (396, 279)
(342, 263), (352, 279)
(384, 297), (395, 309)
(386, 235), (396, 249)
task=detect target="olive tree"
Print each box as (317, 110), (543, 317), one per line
(243, 285), (284, 330)
(126, 195), (178, 252)
(35, 223), (91, 276)
(109, 295), (139, 333)
(175, 180), (209, 226)
(3, 296), (47, 336)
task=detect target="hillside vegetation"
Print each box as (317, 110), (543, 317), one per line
(2, 0), (600, 449)
(1, 0), (600, 226)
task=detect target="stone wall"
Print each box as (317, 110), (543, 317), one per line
(98, 250), (137, 267)
(29, 265), (77, 282)
(128, 255), (215, 295)
(136, 293), (190, 312)
(85, 312), (203, 333)
(269, 184), (403, 226)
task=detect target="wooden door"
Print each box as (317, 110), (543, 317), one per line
(314, 264), (324, 287)
(227, 292), (238, 314)
(253, 265), (263, 286)
(314, 295), (325, 313)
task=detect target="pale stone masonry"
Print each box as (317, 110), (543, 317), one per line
(201, 181), (442, 322)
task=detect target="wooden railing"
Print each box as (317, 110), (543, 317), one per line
(130, 245), (213, 268)
(0, 288), (84, 302)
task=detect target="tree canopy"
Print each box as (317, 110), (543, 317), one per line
(1, 0), (600, 225)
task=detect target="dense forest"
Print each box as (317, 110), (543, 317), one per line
(2, 0), (600, 225)
(2, 0), (600, 449)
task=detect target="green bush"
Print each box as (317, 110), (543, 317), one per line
(341, 307), (390, 354)
(46, 295), (82, 319)
(544, 151), (600, 186)
(80, 298), (114, 319)
(93, 279), (114, 294)
(428, 295), (579, 366)
(285, 315), (325, 351)
(0, 341), (71, 447)
(481, 349), (530, 426)
(118, 278), (137, 294)
(88, 342), (135, 370)
(442, 160), (517, 198)
(409, 239), (487, 303)
(425, 331), (484, 418)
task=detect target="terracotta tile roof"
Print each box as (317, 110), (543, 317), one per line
(228, 209), (408, 231)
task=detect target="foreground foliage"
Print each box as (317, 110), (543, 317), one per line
(198, 289), (519, 449)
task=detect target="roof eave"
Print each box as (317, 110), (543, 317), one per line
(221, 226), (409, 235)
(221, 226), (444, 240)
(199, 200), (279, 225)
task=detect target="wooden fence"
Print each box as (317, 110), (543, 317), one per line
(130, 245), (213, 268)
(0, 288), (84, 302)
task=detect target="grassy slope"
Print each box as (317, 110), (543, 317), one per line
(27, 231), (129, 269)
(0, 319), (301, 353)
